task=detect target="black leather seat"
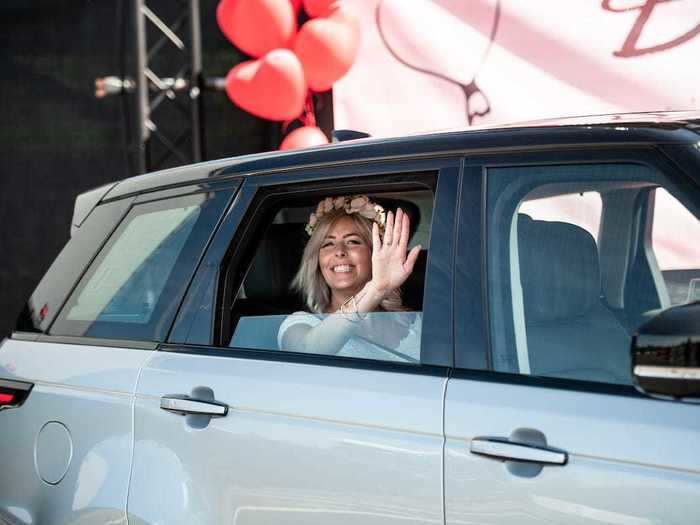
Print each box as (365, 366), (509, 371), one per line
(518, 215), (631, 384)
(242, 223), (308, 313)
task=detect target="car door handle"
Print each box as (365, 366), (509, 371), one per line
(470, 437), (567, 465)
(160, 394), (228, 417)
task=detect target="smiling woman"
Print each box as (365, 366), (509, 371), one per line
(277, 195), (422, 360)
(223, 186), (432, 364)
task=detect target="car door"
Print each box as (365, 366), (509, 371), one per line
(445, 150), (700, 524)
(126, 159), (459, 525)
(0, 183), (235, 525)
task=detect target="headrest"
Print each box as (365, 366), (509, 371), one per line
(401, 250), (427, 310)
(244, 223), (307, 306)
(518, 215), (600, 322)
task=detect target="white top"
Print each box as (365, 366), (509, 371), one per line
(277, 311), (422, 363)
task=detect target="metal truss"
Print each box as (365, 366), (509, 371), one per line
(135, 0), (203, 173)
(95, 0), (335, 175)
(97, 0), (205, 174)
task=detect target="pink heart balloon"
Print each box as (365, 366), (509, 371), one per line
(217, 0), (297, 58)
(280, 126), (329, 150)
(225, 49), (307, 121)
(294, 4), (360, 91)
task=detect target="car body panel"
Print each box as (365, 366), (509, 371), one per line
(0, 339), (155, 525)
(127, 350), (447, 525)
(127, 158), (458, 524)
(444, 375), (700, 524)
(445, 143), (700, 524)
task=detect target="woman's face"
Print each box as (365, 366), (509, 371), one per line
(318, 216), (372, 298)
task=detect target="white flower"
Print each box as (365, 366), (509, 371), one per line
(358, 203), (377, 219)
(349, 195), (369, 211)
(322, 197), (334, 213)
(305, 194), (386, 236)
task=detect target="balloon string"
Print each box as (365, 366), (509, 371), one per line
(282, 91), (317, 134)
(304, 92), (317, 127)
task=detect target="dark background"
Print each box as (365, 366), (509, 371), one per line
(0, 0), (283, 337)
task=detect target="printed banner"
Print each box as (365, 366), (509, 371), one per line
(334, 0), (700, 136)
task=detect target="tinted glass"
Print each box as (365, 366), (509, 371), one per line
(519, 191), (602, 241)
(652, 188), (700, 304)
(16, 198), (132, 333)
(485, 163), (698, 385)
(50, 190), (231, 341)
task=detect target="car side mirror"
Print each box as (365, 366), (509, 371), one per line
(632, 302), (700, 402)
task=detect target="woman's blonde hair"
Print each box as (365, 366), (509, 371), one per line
(292, 208), (403, 313)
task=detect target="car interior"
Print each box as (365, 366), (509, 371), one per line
(504, 178), (694, 385)
(219, 167), (699, 379)
(228, 189), (433, 352)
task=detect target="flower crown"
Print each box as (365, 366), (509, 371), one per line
(305, 195), (386, 236)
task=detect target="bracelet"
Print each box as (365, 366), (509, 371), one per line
(352, 294), (369, 321)
(339, 294), (368, 322)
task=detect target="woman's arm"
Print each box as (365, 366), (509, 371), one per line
(281, 209), (421, 355)
(280, 314), (359, 354)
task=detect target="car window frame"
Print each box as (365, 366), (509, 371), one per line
(40, 180), (240, 348)
(455, 145), (698, 397)
(167, 157), (461, 370)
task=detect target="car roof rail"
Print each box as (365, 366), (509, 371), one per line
(331, 129), (371, 142)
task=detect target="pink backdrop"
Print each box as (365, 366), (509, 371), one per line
(334, 0), (700, 136)
(333, 0), (700, 271)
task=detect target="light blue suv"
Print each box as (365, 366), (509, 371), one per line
(1, 112), (699, 524)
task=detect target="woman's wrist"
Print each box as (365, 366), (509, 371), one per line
(361, 280), (389, 304)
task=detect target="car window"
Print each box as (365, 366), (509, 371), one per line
(652, 187), (700, 304)
(230, 190), (432, 364)
(518, 191), (602, 241)
(16, 197), (133, 333)
(50, 190), (231, 341)
(183, 183), (436, 365)
(484, 162), (698, 386)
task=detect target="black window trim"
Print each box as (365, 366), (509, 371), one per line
(455, 145), (697, 398)
(217, 175), (438, 348)
(44, 181), (241, 346)
(160, 342), (451, 378)
(166, 156), (462, 371)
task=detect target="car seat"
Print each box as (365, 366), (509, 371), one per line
(517, 215), (632, 384)
(229, 223), (307, 349)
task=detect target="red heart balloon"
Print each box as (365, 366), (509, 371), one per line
(290, 0), (303, 14)
(302, 0), (335, 18)
(280, 126), (329, 150)
(294, 4), (360, 91)
(225, 49), (307, 121)
(217, 0), (297, 58)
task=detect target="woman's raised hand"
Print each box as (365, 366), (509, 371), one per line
(370, 208), (422, 295)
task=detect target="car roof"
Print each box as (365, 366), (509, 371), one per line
(103, 110), (700, 201)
